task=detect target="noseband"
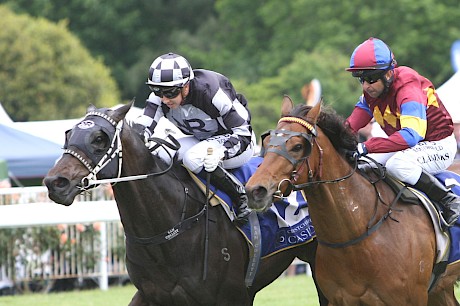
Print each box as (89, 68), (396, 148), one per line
(63, 110), (182, 191)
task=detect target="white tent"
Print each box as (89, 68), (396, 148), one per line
(437, 71), (460, 123)
(2, 104), (183, 146)
(0, 103), (13, 124)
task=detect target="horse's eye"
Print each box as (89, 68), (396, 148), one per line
(94, 136), (104, 144)
(292, 143), (303, 152)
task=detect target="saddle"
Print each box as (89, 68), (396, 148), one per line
(358, 157), (460, 291)
(383, 176), (420, 205)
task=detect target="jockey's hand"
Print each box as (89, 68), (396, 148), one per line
(357, 143), (368, 157)
(132, 123), (152, 144)
(203, 148), (225, 172)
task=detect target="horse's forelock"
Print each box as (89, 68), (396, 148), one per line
(288, 104), (312, 118)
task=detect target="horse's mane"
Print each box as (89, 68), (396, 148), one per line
(120, 117), (192, 181)
(288, 104), (358, 158)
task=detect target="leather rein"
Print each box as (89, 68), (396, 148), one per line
(63, 111), (206, 247)
(262, 116), (358, 197)
(263, 116), (395, 248)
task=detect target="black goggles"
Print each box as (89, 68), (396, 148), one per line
(149, 86), (182, 98)
(357, 71), (386, 84)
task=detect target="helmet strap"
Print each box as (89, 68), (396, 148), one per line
(379, 70), (394, 97)
(180, 83), (190, 103)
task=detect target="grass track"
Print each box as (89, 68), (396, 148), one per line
(0, 275), (458, 306)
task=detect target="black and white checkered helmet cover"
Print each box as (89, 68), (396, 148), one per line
(147, 53), (194, 87)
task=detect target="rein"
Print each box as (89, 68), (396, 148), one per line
(65, 112), (205, 244)
(63, 110), (180, 190)
(81, 135), (180, 188)
(64, 108), (212, 281)
(266, 116), (397, 248)
(264, 116), (358, 195)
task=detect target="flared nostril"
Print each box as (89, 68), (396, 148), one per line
(44, 176), (70, 191)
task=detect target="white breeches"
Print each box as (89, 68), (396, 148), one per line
(155, 132), (256, 174)
(366, 134), (457, 185)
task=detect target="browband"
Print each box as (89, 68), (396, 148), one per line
(278, 117), (317, 136)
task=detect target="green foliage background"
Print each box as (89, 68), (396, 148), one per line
(1, 0), (459, 135)
(0, 6), (119, 121)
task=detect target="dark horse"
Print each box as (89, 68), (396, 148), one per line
(245, 100), (460, 305)
(43, 103), (327, 305)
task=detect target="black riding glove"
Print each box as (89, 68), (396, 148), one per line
(131, 123), (152, 143)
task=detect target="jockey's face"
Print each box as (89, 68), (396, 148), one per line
(361, 78), (385, 98)
(160, 83), (189, 109)
(161, 92), (183, 109)
(360, 70), (392, 98)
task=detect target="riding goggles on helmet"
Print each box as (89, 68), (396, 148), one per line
(149, 86), (182, 98)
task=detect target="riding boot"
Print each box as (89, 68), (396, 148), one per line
(208, 165), (251, 224)
(413, 170), (460, 226)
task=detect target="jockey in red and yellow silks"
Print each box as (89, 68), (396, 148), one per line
(345, 37), (460, 226)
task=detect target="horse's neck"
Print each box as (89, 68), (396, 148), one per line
(115, 138), (194, 236)
(306, 157), (377, 242)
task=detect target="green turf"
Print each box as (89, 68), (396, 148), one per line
(0, 275), (458, 306)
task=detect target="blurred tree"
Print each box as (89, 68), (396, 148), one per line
(0, 6), (119, 121)
(1, 0), (460, 133)
(214, 0), (460, 86)
(236, 48), (361, 137)
(0, 0), (216, 103)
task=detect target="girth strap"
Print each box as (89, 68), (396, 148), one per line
(125, 206), (206, 246)
(245, 211), (262, 287)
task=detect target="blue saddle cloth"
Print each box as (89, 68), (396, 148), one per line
(436, 171), (460, 264)
(197, 157), (460, 262)
(197, 156), (316, 258)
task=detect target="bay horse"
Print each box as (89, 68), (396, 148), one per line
(43, 103), (327, 305)
(245, 100), (460, 305)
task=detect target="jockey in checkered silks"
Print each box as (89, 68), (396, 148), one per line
(132, 53), (256, 223)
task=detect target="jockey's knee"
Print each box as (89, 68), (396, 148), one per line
(386, 157), (421, 185)
(182, 150), (202, 174)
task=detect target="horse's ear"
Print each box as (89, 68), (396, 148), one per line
(306, 99), (322, 125)
(281, 95), (294, 117)
(112, 100), (134, 122)
(87, 104), (97, 113)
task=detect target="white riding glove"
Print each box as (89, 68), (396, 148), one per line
(203, 147), (225, 172)
(357, 143), (368, 157)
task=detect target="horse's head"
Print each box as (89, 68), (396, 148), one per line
(246, 99), (357, 212)
(44, 103), (132, 205)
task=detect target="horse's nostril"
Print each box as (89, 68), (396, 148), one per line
(252, 186), (267, 201)
(45, 176), (69, 190)
(55, 177), (70, 189)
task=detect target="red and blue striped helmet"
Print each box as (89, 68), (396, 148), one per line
(346, 37), (396, 77)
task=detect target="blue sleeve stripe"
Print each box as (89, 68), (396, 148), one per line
(398, 127), (424, 147)
(356, 96), (373, 117)
(400, 101), (426, 120)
